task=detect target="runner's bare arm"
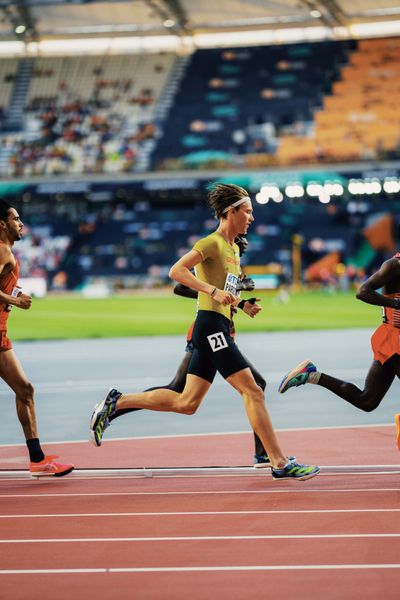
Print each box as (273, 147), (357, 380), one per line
(356, 258), (400, 308)
(169, 250), (236, 306)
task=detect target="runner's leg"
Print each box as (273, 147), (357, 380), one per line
(0, 348), (73, 474)
(0, 349), (38, 440)
(227, 367), (287, 468)
(115, 373), (211, 415)
(318, 357), (396, 411)
(109, 352), (191, 422)
(0, 349), (47, 463)
(246, 357), (267, 456)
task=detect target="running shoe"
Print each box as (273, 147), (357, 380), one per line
(271, 459), (320, 481)
(29, 455), (74, 478)
(254, 454), (296, 468)
(278, 359), (317, 394)
(395, 413), (400, 450)
(90, 388), (121, 447)
(254, 453), (271, 468)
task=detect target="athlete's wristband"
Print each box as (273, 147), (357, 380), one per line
(210, 287), (217, 298)
(238, 297), (257, 310)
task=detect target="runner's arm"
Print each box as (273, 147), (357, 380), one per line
(356, 259), (400, 309)
(0, 245), (31, 309)
(173, 283), (198, 300)
(169, 250), (236, 306)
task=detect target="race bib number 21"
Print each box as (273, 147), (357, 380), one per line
(207, 331), (228, 352)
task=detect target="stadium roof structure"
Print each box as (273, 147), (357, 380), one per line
(0, 0), (400, 55)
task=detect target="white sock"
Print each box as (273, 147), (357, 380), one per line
(308, 371), (321, 385)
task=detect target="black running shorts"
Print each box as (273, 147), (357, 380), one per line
(187, 310), (249, 383)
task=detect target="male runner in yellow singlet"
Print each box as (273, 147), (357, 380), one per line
(0, 201), (74, 477)
(90, 184), (319, 480)
(102, 238), (283, 468)
(279, 248), (400, 450)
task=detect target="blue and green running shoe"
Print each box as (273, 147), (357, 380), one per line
(254, 454), (271, 468)
(278, 359), (317, 394)
(271, 459), (320, 481)
(90, 388), (121, 447)
(254, 454), (296, 468)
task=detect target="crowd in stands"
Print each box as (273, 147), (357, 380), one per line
(0, 54), (172, 176)
(2, 38), (400, 176)
(7, 102), (156, 177)
(12, 200), (80, 285)
(5, 89), (157, 177)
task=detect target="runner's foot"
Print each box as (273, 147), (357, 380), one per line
(271, 459), (320, 481)
(90, 388), (121, 446)
(30, 455), (74, 478)
(278, 359), (317, 394)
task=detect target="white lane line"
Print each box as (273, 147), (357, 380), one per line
(1, 564), (400, 574)
(3, 473), (400, 483)
(1, 487), (399, 499)
(3, 473), (400, 484)
(1, 533), (400, 543)
(1, 508), (400, 519)
(3, 464), (400, 470)
(3, 465), (399, 477)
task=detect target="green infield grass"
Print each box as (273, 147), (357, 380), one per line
(6, 288), (380, 341)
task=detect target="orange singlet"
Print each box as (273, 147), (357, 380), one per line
(0, 255), (19, 351)
(371, 253), (400, 364)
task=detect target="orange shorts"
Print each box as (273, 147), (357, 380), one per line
(0, 326), (12, 352)
(371, 323), (400, 364)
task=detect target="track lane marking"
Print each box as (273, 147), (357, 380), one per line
(1, 564), (400, 574)
(1, 508), (400, 518)
(1, 487), (400, 498)
(1, 533), (400, 543)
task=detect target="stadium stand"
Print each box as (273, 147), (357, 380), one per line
(296, 37), (400, 164)
(0, 53), (175, 176)
(151, 40), (356, 170)
(2, 38), (400, 177)
(1, 36), (400, 292)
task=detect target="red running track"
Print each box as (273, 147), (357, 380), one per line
(0, 424), (399, 600)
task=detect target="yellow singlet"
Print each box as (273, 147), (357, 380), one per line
(192, 231), (241, 320)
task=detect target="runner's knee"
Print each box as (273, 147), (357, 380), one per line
(359, 395), (381, 412)
(176, 401), (199, 415)
(16, 382), (34, 403)
(176, 395), (201, 415)
(242, 385), (265, 407)
(254, 374), (266, 391)
(357, 389), (383, 412)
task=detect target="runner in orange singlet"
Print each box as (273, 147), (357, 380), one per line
(0, 201), (74, 477)
(279, 250), (400, 449)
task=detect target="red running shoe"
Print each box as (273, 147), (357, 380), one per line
(29, 455), (74, 478)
